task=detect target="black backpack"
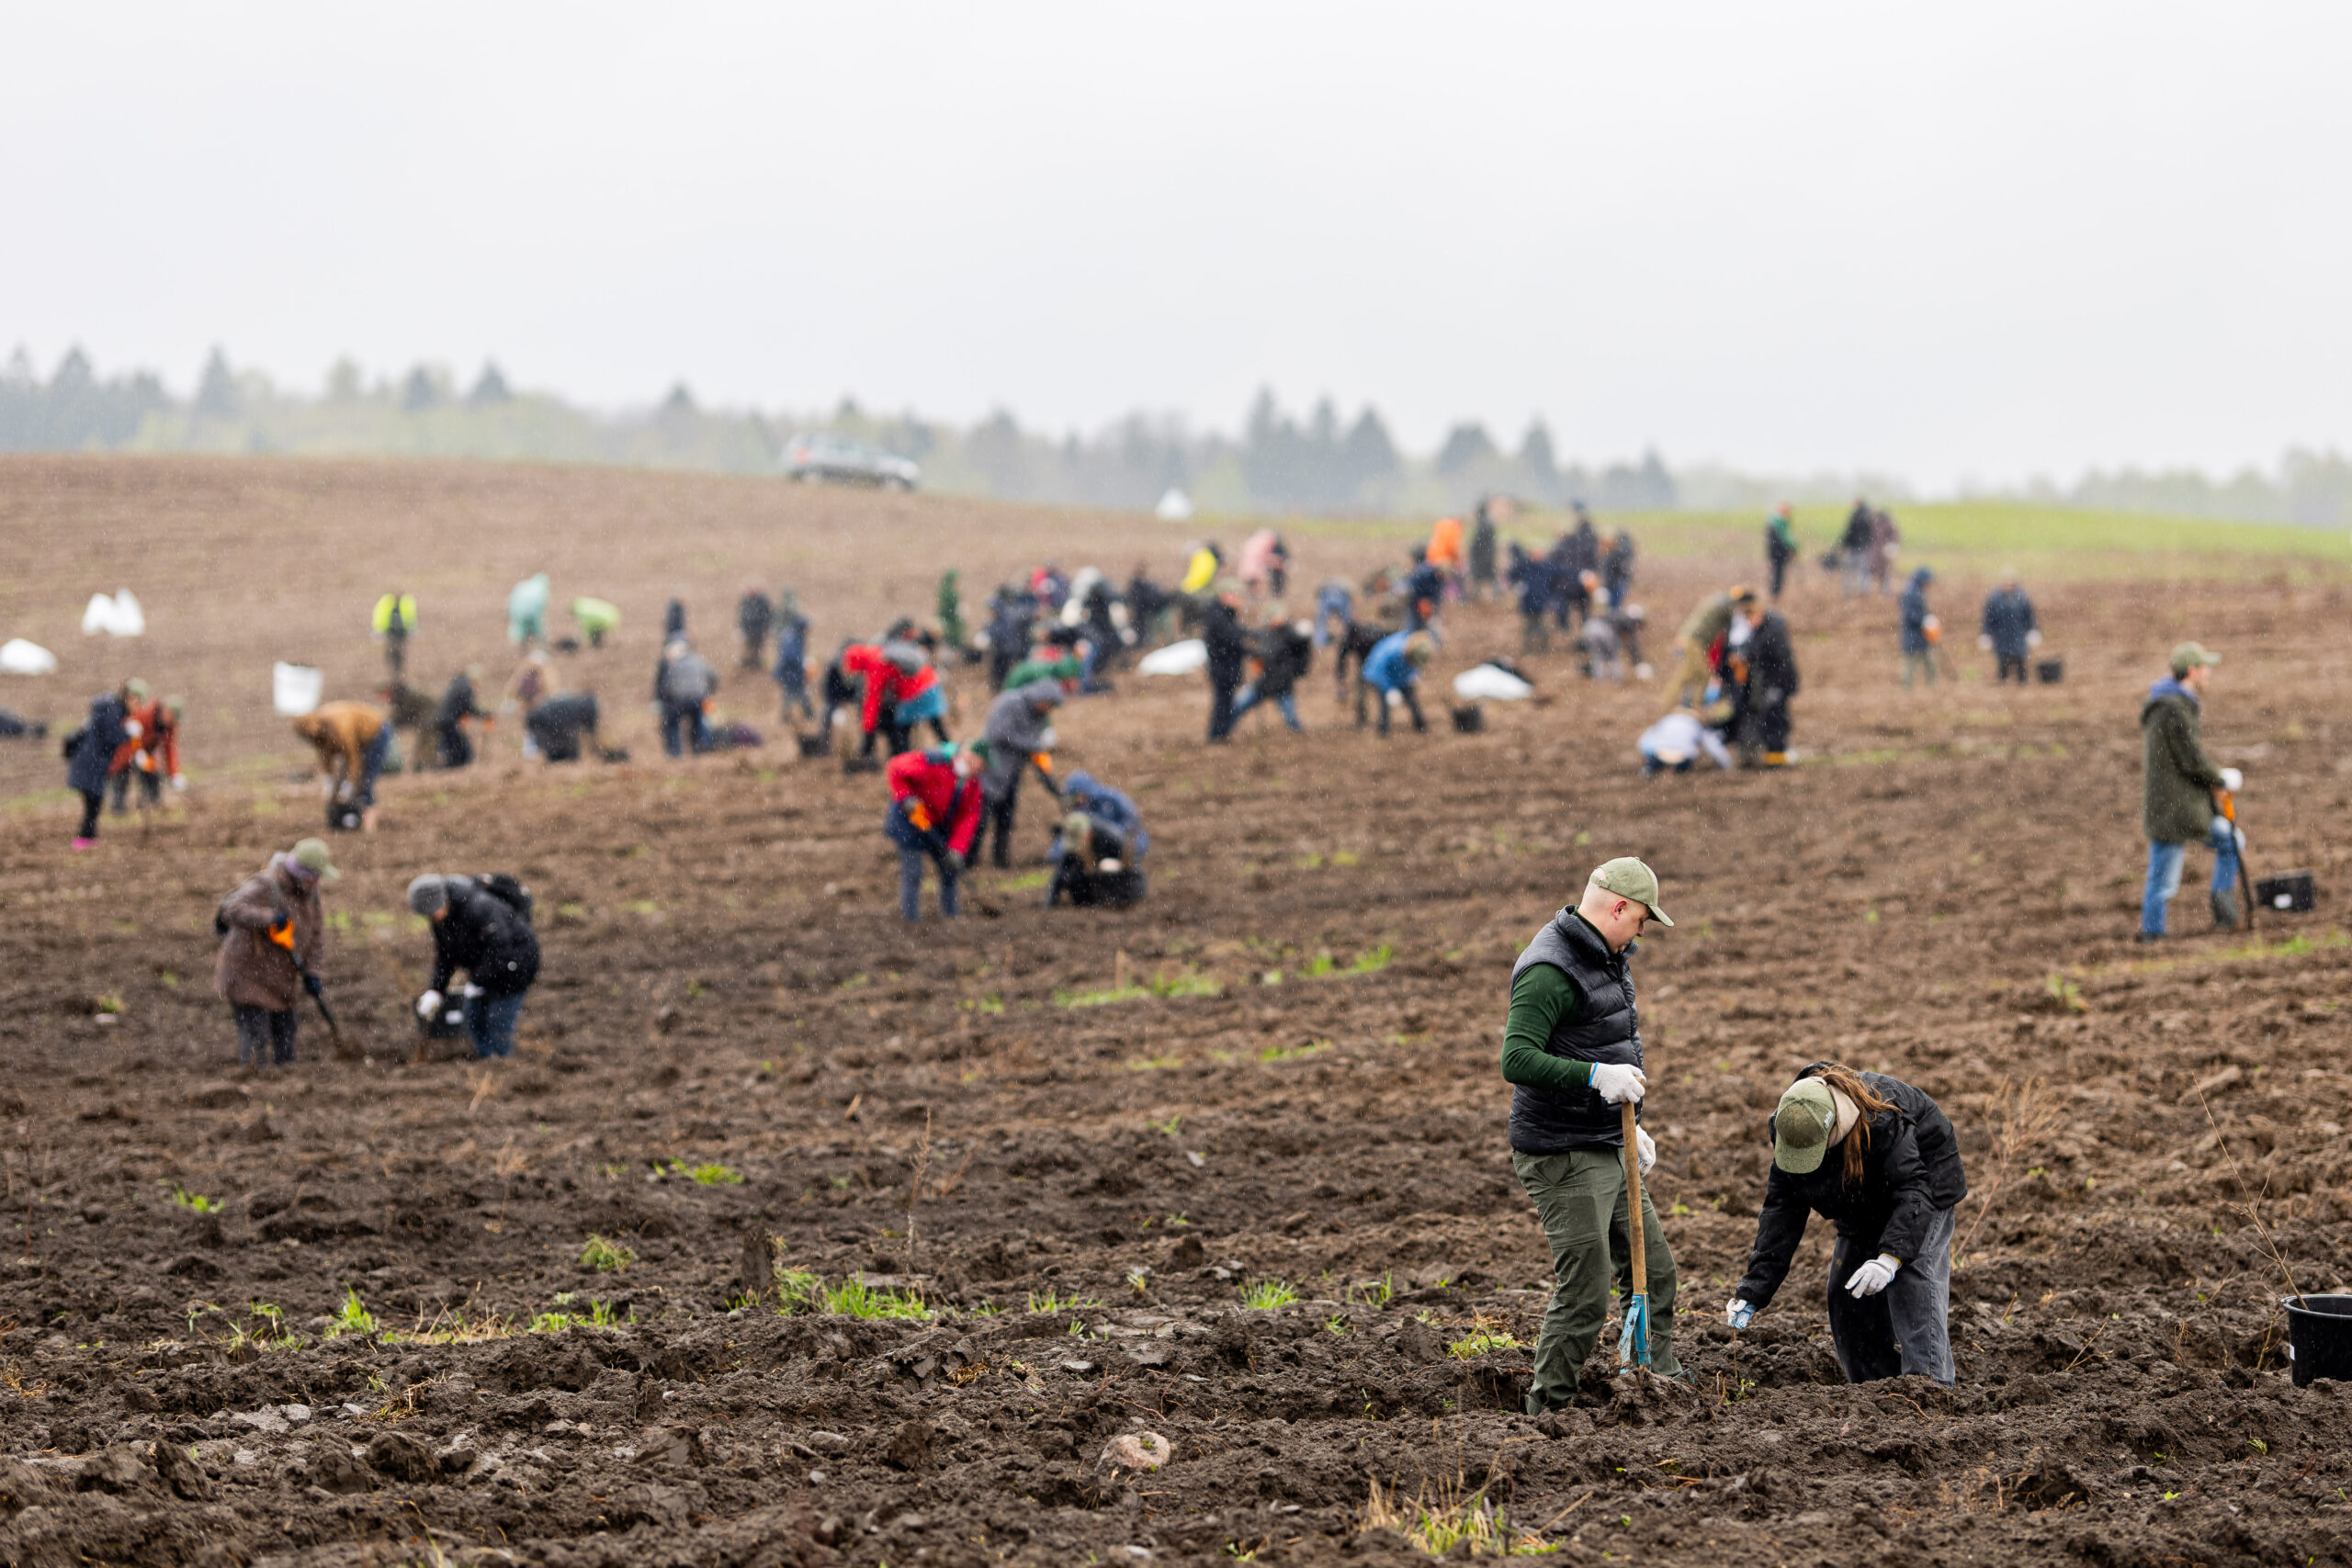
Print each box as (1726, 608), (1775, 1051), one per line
(477, 873), (535, 926)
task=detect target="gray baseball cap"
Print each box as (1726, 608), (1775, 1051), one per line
(1589, 857), (1672, 927)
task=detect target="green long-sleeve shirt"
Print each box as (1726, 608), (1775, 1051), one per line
(1500, 963), (1594, 1093)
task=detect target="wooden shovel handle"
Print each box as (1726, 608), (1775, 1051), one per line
(1622, 1100), (1646, 1295)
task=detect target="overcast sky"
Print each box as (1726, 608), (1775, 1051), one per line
(5, 3), (2346, 488)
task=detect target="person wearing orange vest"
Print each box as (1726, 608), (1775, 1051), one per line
(1427, 515), (1465, 583)
(108, 694), (186, 812)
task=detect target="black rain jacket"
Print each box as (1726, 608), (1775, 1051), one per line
(1734, 1065), (1966, 1309)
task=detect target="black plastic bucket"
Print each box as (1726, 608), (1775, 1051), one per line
(2283, 1294), (2352, 1386)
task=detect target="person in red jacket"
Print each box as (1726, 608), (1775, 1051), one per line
(843, 639), (936, 761)
(885, 743), (984, 920)
(108, 694), (186, 813)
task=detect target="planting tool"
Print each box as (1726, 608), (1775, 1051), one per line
(1616, 1100), (1652, 1370)
(300, 970), (360, 1060)
(2219, 789), (2258, 935)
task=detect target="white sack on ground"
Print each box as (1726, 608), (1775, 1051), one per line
(1453, 663), (1535, 701)
(0, 639), (58, 675)
(1137, 638), (1207, 676)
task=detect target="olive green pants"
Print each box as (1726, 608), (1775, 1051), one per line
(1512, 1146), (1681, 1412)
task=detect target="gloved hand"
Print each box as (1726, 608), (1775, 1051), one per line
(123, 718), (142, 739)
(267, 914), (296, 951)
(905, 801), (933, 832)
(1726, 1299), (1756, 1330)
(1976, 633), (1993, 650)
(416, 989), (443, 1020)
(2026, 629), (2042, 648)
(1037, 728), (1057, 751)
(170, 773), (187, 791)
(1762, 686), (1785, 709)
(335, 779), (355, 804)
(1845, 1254), (1902, 1297)
(1589, 1062), (1647, 1104)
(2220, 768), (2244, 793)
(302, 972), (324, 1000)
(1636, 1126), (1657, 1175)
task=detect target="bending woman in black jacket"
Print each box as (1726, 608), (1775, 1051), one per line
(408, 874), (540, 1059)
(1728, 1062), (1967, 1385)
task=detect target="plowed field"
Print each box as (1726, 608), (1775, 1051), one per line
(2, 457), (2350, 1568)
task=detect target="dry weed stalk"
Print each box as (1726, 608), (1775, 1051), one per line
(1957, 1077), (2062, 1257)
(901, 1110), (933, 1280)
(2192, 1085), (2301, 1303)
(467, 1066), (500, 1116)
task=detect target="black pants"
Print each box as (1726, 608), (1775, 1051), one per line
(109, 769), (161, 813)
(1357, 681), (1426, 736)
(1739, 698), (1792, 761)
(985, 775), (1022, 867)
(76, 789), (103, 839)
(1770, 554), (1790, 599)
(1997, 654), (2028, 683)
(435, 723), (473, 769)
(232, 1005), (299, 1066)
(1206, 680), (1238, 742)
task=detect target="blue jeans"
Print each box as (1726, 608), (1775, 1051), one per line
(1314, 587), (1352, 650)
(1227, 685), (1300, 730)
(466, 991), (526, 1058)
(897, 843), (959, 920)
(356, 724), (391, 807)
(2141, 821), (2239, 935)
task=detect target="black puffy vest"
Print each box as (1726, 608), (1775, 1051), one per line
(1508, 908), (1641, 1154)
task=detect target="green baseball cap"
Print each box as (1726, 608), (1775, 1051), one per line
(2169, 641), (2220, 676)
(1589, 856), (1671, 926)
(1773, 1078), (1837, 1174)
(289, 838), (342, 883)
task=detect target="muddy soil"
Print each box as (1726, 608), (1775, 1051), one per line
(2, 457), (2351, 1566)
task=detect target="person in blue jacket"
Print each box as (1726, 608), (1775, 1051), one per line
(1355, 630), (1433, 737)
(1978, 572), (2040, 683)
(1047, 771), (1148, 908)
(1507, 543), (1556, 653)
(66, 677), (144, 849)
(1897, 568), (1938, 688)
(772, 591), (813, 721)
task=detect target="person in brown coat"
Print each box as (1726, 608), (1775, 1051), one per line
(214, 838), (339, 1066)
(291, 701), (390, 830)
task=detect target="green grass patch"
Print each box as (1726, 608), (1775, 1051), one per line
(662, 1158), (743, 1185)
(1241, 1279), (1298, 1310)
(1449, 1328), (1521, 1359)
(322, 1288), (379, 1341)
(1056, 971), (1223, 1009)
(1259, 1039), (1331, 1064)
(580, 1234), (636, 1271)
(1026, 1288), (1103, 1315)
(529, 1297), (628, 1333)
(169, 1184), (221, 1214)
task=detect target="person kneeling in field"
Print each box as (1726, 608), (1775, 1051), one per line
(1046, 771), (1148, 908)
(408, 874), (540, 1060)
(1636, 702), (1732, 776)
(1727, 1063), (1966, 1386)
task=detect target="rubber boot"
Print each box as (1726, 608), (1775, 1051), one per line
(2211, 890), (2241, 931)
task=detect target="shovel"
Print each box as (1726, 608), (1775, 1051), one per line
(1616, 1100), (1652, 1370)
(300, 971), (361, 1061)
(2219, 789), (2259, 936)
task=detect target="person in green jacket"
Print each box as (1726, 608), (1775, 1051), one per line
(2139, 642), (2243, 942)
(1502, 858), (1681, 1415)
(571, 597), (621, 649)
(1003, 643), (1085, 695)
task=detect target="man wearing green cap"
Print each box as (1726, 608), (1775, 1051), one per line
(1727, 1063), (1965, 1385)
(1502, 857), (1682, 1413)
(214, 838), (340, 1066)
(2140, 642), (2243, 941)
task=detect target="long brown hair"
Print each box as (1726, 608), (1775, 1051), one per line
(1803, 1064), (1898, 1187)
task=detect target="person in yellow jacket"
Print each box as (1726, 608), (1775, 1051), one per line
(371, 591), (417, 679)
(1180, 542), (1222, 596)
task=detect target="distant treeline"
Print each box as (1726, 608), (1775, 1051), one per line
(4, 344), (2347, 527)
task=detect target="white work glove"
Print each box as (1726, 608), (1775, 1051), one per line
(1726, 1299), (1756, 1330)
(2026, 629), (2042, 648)
(1038, 727), (1058, 750)
(335, 779), (355, 803)
(1975, 634), (1993, 651)
(1845, 1254), (1902, 1297)
(1635, 1126), (1656, 1174)
(2220, 768), (2243, 793)
(416, 989), (443, 1021)
(123, 718), (142, 739)
(169, 773), (187, 791)
(2213, 816), (2246, 852)
(1589, 1062), (1647, 1105)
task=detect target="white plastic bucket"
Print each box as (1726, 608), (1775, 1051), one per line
(273, 662), (324, 716)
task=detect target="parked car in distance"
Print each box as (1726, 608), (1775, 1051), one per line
(781, 431), (920, 491)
